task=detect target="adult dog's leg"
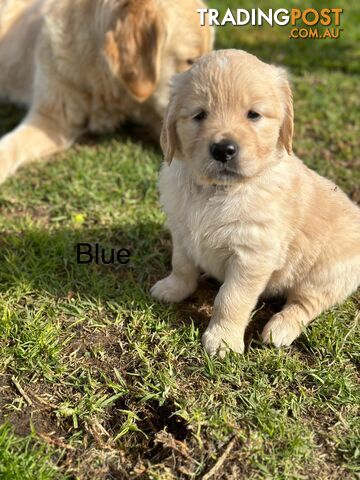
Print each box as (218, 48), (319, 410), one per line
(0, 110), (75, 183)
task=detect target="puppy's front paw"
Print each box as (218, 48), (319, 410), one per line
(261, 313), (302, 347)
(151, 274), (196, 303)
(202, 323), (245, 358)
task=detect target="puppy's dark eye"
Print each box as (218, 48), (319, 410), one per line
(186, 59), (195, 66)
(247, 110), (261, 121)
(193, 110), (207, 122)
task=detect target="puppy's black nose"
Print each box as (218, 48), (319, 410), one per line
(210, 139), (238, 163)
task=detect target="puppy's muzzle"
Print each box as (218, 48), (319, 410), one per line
(210, 139), (238, 163)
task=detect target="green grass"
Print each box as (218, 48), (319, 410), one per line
(0, 0), (359, 478)
(0, 424), (62, 480)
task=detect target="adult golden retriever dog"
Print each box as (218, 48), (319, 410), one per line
(151, 49), (360, 357)
(0, 0), (213, 183)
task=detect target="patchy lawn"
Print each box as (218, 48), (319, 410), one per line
(0, 0), (359, 478)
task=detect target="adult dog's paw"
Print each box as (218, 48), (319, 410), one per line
(261, 313), (302, 347)
(151, 274), (196, 303)
(0, 152), (12, 184)
(202, 322), (245, 358)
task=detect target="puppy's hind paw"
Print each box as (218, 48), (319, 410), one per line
(151, 274), (197, 303)
(261, 313), (302, 347)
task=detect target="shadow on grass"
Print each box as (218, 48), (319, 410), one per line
(0, 223), (162, 302)
(0, 221), (284, 346)
(0, 103), (25, 136)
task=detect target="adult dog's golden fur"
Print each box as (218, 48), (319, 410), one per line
(151, 49), (360, 356)
(0, 0), (213, 182)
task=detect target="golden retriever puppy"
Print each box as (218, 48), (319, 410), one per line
(151, 49), (360, 356)
(0, 0), (213, 183)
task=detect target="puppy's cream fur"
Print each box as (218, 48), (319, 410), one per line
(151, 50), (360, 356)
(0, 0), (213, 183)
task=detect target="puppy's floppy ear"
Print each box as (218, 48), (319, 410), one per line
(105, 0), (165, 102)
(160, 95), (179, 165)
(276, 68), (294, 155)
